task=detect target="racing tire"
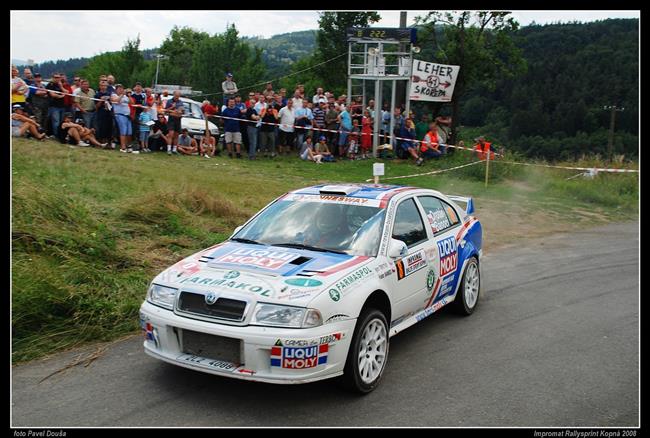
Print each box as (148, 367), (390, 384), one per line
(341, 308), (389, 394)
(453, 256), (480, 316)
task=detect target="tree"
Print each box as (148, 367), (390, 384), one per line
(315, 11), (381, 92)
(415, 11), (526, 145)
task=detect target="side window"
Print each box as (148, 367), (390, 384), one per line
(392, 198), (428, 248)
(418, 196), (460, 234)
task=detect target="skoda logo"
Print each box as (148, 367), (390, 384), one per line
(205, 292), (218, 305)
(329, 289), (341, 302)
(427, 270), (436, 291)
(224, 271), (240, 279)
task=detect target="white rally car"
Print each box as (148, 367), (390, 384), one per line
(140, 184), (482, 393)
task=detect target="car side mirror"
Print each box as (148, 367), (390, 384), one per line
(387, 238), (408, 259)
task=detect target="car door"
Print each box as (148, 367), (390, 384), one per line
(415, 195), (463, 307)
(386, 197), (431, 322)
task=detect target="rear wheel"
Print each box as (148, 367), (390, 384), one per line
(341, 308), (389, 394)
(453, 256), (480, 315)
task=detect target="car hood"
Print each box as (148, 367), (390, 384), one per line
(153, 241), (373, 306)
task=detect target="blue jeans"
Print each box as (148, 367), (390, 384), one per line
(81, 111), (95, 130)
(48, 107), (64, 137)
(338, 127), (350, 147)
(247, 126), (259, 158)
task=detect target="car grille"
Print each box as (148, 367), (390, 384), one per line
(177, 292), (247, 321)
(181, 329), (241, 365)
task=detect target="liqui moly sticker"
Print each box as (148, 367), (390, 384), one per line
(270, 344), (328, 369)
(214, 248), (299, 270)
(437, 236), (458, 277)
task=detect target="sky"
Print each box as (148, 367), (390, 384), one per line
(10, 10), (640, 64)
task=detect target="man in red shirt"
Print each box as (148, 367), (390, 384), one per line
(60, 75), (75, 115)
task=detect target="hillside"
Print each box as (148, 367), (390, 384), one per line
(243, 30), (317, 76)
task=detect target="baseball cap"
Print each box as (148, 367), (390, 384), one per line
(318, 98), (327, 104)
(12, 104), (23, 111)
(226, 72), (233, 77)
(319, 135), (327, 141)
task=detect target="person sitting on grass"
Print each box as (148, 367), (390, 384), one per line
(176, 128), (199, 156)
(315, 135), (335, 162)
(148, 113), (169, 152)
(11, 104), (46, 140)
(299, 136), (322, 163)
(419, 121), (444, 161)
(58, 113), (107, 148)
(399, 117), (422, 165)
(199, 133), (216, 158)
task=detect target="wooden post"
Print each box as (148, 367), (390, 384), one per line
(374, 175), (379, 184)
(484, 150), (490, 188)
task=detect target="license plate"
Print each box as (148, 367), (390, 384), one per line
(176, 353), (238, 372)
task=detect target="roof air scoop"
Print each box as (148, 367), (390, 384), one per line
(319, 185), (359, 195)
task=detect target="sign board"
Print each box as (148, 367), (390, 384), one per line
(373, 163), (385, 176)
(347, 27), (416, 44)
(409, 60), (460, 102)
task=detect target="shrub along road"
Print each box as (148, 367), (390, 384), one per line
(11, 221), (639, 427)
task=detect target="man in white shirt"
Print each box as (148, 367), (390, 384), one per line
(277, 98), (295, 155)
(222, 73), (238, 105)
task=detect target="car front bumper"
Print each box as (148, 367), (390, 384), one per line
(139, 300), (356, 384)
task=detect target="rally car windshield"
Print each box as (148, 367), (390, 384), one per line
(232, 200), (386, 257)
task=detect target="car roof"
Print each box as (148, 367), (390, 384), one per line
(289, 183), (439, 205)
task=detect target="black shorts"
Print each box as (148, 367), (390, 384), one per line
(167, 116), (181, 132)
(278, 130), (295, 147)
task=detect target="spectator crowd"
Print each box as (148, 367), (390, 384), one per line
(12, 65), (498, 164)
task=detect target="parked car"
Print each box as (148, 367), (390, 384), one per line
(139, 183), (482, 392)
(159, 97), (219, 137)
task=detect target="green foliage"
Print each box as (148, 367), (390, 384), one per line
(78, 36), (147, 87)
(415, 11), (526, 145)
(464, 19), (639, 160)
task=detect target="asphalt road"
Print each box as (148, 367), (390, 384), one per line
(12, 221), (639, 427)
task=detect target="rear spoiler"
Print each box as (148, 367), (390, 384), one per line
(447, 195), (475, 215)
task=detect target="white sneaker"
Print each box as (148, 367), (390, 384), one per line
(132, 150), (140, 154)
(120, 148), (127, 153)
(126, 147), (133, 153)
(204, 154), (211, 159)
(78, 141), (90, 147)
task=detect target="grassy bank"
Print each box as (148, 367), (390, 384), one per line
(11, 139), (638, 363)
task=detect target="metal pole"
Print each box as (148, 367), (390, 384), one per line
(404, 50), (413, 117)
(390, 80), (396, 150)
(373, 79), (381, 157)
(607, 106), (616, 158)
(154, 55), (161, 89)
(484, 150), (491, 188)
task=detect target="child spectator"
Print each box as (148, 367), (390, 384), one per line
(316, 135), (335, 162)
(361, 109), (373, 159)
(138, 105), (153, 152)
(347, 119), (361, 160)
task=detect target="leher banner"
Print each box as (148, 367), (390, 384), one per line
(409, 60), (460, 102)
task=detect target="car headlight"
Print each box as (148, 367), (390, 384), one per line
(251, 303), (322, 328)
(147, 284), (178, 310)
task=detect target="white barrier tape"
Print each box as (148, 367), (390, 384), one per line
(365, 160), (487, 182)
(496, 160), (639, 173)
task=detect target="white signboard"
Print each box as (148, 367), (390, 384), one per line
(409, 60), (460, 102)
(373, 163), (385, 176)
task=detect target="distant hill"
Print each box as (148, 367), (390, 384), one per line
(243, 30), (317, 76)
(14, 49), (159, 79)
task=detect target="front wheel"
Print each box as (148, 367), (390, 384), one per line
(341, 309), (389, 394)
(453, 256), (480, 315)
